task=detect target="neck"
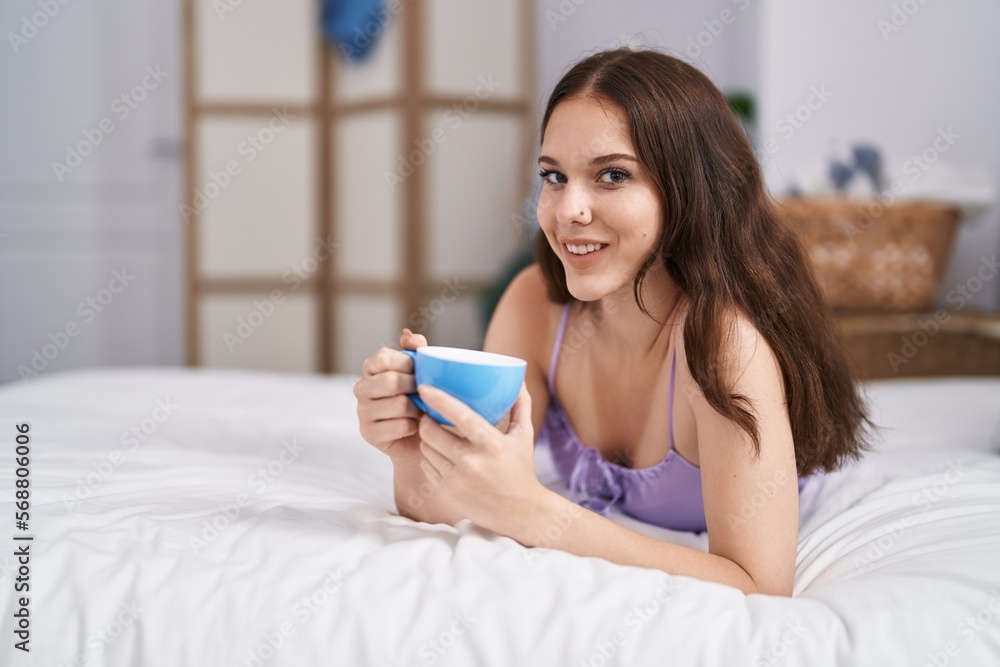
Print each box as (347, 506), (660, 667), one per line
(582, 264), (684, 357)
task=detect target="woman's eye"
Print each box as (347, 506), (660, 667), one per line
(538, 168), (630, 186)
(599, 167), (631, 185)
(538, 169), (563, 185)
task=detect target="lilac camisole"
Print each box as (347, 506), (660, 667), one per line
(536, 302), (817, 533)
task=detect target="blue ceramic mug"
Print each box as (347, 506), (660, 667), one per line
(401, 346), (527, 427)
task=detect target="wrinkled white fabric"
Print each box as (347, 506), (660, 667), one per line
(1, 369), (998, 666)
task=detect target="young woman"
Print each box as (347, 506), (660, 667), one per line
(354, 47), (874, 596)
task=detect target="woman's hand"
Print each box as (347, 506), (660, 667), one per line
(414, 381), (545, 536)
(354, 329), (428, 462)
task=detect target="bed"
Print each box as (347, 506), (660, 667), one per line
(1, 367), (999, 666)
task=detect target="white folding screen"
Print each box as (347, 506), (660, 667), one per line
(185, 0), (536, 375)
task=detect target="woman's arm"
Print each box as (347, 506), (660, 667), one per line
(504, 312), (800, 596)
(511, 492), (765, 592)
(393, 457), (468, 525)
(396, 265), (551, 524)
(481, 265), (552, 439)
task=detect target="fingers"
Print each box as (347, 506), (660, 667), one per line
(360, 328), (428, 383)
(358, 394), (422, 421)
(416, 385), (492, 446)
(508, 382), (533, 435)
(400, 327), (428, 351)
(418, 414), (462, 464)
(360, 417), (418, 445)
(353, 370), (417, 401)
(419, 458), (443, 485)
(419, 436), (454, 473)
(357, 344), (417, 400)
(362, 346), (414, 378)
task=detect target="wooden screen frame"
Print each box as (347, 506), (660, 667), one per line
(183, 0), (537, 372)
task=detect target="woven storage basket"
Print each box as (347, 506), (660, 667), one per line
(776, 197), (961, 311)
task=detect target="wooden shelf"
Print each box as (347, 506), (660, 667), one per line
(835, 309), (1000, 379)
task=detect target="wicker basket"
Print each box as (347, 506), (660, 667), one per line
(776, 197), (961, 311)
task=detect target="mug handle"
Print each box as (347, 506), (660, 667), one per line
(401, 349), (431, 414)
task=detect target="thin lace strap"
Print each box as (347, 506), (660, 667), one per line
(668, 348), (677, 452)
(547, 303), (572, 396)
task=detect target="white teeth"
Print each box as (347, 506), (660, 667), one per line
(567, 243), (606, 255)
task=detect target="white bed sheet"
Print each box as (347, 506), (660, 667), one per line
(0, 368), (998, 666)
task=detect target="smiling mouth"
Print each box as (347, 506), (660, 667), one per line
(565, 243), (607, 255)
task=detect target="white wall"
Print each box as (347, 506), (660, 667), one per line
(2, 1), (996, 387)
(758, 0), (1000, 310)
(534, 0), (1000, 311)
(535, 0), (759, 107)
(0, 0), (184, 385)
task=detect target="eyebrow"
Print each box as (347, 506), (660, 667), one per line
(537, 153), (639, 167)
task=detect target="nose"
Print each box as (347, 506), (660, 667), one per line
(554, 183), (592, 226)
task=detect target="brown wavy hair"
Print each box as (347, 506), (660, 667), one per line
(534, 47), (875, 475)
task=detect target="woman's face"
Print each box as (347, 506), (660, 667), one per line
(537, 95), (663, 303)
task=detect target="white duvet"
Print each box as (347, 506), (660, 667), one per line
(1, 368), (999, 666)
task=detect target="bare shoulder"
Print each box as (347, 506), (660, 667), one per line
(673, 298), (784, 406)
(483, 264), (563, 437)
(693, 302), (798, 596)
(719, 305), (783, 395)
(483, 263), (559, 369)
